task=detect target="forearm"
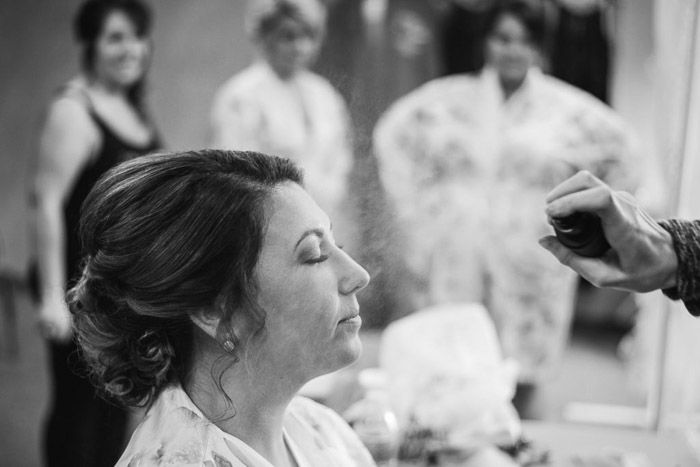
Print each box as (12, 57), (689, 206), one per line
(658, 219), (700, 315)
(35, 198), (68, 303)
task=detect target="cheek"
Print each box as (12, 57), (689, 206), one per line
(286, 288), (339, 336)
(485, 41), (499, 61)
(134, 42), (150, 62)
(263, 293), (339, 364)
(259, 276), (338, 336)
(95, 45), (126, 72)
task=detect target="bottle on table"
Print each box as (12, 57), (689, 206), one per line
(343, 368), (401, 467)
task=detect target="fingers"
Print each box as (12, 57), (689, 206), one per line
(538, 236), (625, 288)
(37, 313), (73, 342)
(545, 184), (614, 219)
(539, 236), (575, 265)
(545, 170), (603, 203)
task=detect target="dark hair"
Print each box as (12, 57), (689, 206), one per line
(484, 0), (546, 49)
(67, 149), (303, 407)
(73, 0), (153, 110)
(250, 0), (325, 40)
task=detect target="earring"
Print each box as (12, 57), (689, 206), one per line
(222, 334), (236, 353)
(222, 339), (235, 353)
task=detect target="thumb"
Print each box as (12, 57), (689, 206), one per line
(538, 235), (575, 266)
(539, 236), (619, 288)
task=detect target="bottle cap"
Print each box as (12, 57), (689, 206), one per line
(551, 212), (610, 258)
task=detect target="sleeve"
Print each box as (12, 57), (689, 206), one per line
(659, 219), (700, 316)
(567, 92), (641, 194)
(210, 84), (265, 151)
(372, 82), (442, 219)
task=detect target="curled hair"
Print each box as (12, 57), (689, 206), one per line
(67, 150), (303, 407)
(73, 0), (153, 111)
(485, 0), (547, 49)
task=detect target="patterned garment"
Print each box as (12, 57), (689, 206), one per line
(210, 61), (353, 223)
(373, 67), (639, 382)
(660, 219), (700, 316)
(117, 384), (376, 467)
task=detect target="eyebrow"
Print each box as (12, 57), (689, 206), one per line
(294, 228), (325, 250)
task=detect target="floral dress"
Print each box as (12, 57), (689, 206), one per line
(373, 67), (639, 382)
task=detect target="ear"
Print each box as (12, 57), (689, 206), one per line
(189, 309), (221, 340)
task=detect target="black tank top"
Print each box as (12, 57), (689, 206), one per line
(63, 99), (160, 283)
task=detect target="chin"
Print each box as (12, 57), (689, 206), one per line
(332, 335), (363, 371)
(114, 68), (144, 86)
(499, 67), (528, 83)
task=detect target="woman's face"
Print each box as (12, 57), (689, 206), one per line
(251, 182), (370, 383)
(92, 10), (150, 89)
(261, 17), (320, 78)
(485, 13), (538, 87)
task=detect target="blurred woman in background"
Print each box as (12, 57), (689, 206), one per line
(33, 0), (159, 464)
(210, 0), (357, 248)
(373, 0), (639, 403)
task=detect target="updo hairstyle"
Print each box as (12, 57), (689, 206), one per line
(484, 0), (547, 49)
(246, 0), (327, 41)
(67, 150), (303, 407)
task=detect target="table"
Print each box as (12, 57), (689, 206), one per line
(520, 420), (700, 466)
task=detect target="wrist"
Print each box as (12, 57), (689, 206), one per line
(657, 219), (688, 291)
(659, 236), (679, 290)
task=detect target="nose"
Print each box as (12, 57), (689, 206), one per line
(337, 249), (370, 296)
(292, 36), (315, 56)
(123, 36), (147, 57)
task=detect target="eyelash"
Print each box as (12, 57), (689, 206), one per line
(303, 242), (344, 265)
(306, 254), (329, 265)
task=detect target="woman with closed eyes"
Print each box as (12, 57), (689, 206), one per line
(68, 150), (376, 467)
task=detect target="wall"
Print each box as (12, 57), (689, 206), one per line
(654, 0), (700, 430)
(0, 0), (253, 276)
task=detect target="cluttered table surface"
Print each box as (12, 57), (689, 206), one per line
(307, 322), (700, 467)
(394, 421), (700, 467)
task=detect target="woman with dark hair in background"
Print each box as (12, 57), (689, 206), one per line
(68, 150), (374, 466)
(33, 0), (159, 464)
(373, 0), (639, 413)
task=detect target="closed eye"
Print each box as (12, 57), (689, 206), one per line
(306, 254), (329, 265)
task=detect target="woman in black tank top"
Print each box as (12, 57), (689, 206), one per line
(33, 1), (159, 465)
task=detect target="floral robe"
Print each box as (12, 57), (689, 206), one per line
(210, 61), (355, 245)
(117, 384), (375, 467)
(373, 67), (639, 382)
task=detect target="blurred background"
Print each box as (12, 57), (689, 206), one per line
(1, 0), (700, 465)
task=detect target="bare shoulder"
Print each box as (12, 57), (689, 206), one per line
(37, 84), (99, 181)
(44, 88), (93, 130)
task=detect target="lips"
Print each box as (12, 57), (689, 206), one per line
(338, 312), (360, 324)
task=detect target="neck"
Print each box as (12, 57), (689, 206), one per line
(272, 67), (296, 82)
(87, 74), (130, 98)
(499, 75), (525, 101)
(184, 346), (301, 467)
(262, 59), (298, 82)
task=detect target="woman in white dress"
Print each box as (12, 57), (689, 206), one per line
(210, 0), (354, 246)
(68, 150), (375, 467)
(373, 0), (639, 384)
